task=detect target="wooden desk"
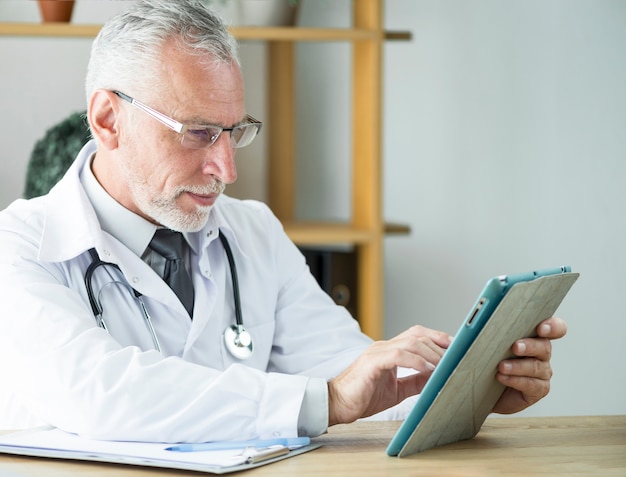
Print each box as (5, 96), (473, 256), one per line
(0, 416), (624, 476)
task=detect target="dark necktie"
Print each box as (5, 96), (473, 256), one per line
(149, 229), (194, 317)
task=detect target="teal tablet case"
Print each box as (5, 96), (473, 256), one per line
(386, 267), (579, 457)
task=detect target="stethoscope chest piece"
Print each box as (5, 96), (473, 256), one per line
(224, 324), (253, 360)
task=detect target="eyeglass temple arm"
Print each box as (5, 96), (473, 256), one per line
(244, 115), (263, 131)
(112, 90), (184, 134)
(113, 90), (261, 133)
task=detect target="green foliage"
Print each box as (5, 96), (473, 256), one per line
(24, 111), (90, 199)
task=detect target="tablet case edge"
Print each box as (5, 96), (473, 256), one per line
(396, 272), (579, 457)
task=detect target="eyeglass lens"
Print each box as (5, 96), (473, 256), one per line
(181, 123), (260, 150)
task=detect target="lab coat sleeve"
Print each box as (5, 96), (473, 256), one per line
(0, 200), (311, 443)
(262, 210), (374, 379)
(258, 210), (422, 426)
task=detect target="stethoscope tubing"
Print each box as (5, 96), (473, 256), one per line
(83, 230), (252, 359)
(218, 232), (243, 328)
(85, 247), (161, 350)
(85, 247), (113, 319)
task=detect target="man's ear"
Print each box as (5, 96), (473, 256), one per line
(88, 90), (121, 150)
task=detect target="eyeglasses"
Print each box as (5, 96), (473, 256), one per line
(112, 90), (262, 149)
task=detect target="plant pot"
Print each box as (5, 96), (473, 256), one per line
(38, 0), (75, 23)
(238, 0), (298, 27)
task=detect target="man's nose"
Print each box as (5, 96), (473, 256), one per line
(201, 133), (237, 184)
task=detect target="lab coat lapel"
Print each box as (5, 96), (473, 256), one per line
(38, 142), (106, 263)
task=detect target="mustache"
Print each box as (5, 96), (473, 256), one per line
(176, 180), (226, 197)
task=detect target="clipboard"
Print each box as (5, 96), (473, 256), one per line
(0, 427), (321, 474)
(386, 268), (579, 457)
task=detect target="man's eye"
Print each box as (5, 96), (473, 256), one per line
(183, 127), (223, 147)
(187, 128), (212, 140)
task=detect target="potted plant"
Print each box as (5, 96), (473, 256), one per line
(24, 111), (90, 199)
(239, 0), (299, 26)
(204, 0), (299, 27)
(37, 0), (75, 23)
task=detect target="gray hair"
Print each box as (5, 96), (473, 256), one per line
(85, 0), (240, 104)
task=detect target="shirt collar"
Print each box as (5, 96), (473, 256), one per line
(80, 154), (156, 257)
(79, 151), (232, 257)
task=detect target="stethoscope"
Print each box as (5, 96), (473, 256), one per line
(84, 230), (253, 360)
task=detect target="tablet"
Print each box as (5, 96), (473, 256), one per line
(386, 266), (579, 457)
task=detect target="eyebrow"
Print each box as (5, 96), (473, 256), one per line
(185, 114), (248, 129)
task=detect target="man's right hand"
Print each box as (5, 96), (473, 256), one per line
(327, 325), (452, 426)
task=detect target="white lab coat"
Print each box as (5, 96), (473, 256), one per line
(0, 142), (374, 443)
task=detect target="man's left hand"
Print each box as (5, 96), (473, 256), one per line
(492, 316), (567, 414)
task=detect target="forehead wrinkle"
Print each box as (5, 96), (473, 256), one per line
(175, 112), (247, 129)
(155, 45), (246, 128)
(167, 102), (247, 129)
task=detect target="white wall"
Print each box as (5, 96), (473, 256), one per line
(0, 1), (134, 204)
(1, 0), (624, 417)
(383, 0), (626, 417)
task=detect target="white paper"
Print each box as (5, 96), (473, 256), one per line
(0, 427), (276, 469)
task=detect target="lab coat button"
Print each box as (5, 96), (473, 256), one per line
(132, 276), (139, 284)
(272, 431), (281, 437)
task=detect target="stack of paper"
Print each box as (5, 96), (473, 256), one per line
(0, 427), (319, 474)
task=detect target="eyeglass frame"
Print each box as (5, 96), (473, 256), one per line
(111, 90), (262, 149)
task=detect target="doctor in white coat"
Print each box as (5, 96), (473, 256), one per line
(0, 0), (566, 443)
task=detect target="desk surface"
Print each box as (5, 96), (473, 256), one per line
(0, 415), (624, 476)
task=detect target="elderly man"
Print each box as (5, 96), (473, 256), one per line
(0, 0), (565, 443)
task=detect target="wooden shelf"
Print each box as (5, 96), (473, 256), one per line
(384, 222), (412, 235)
(0, 22), (411, 42)
(285, 222), (409, 246)
(284, 222), (373, 246)
(0, 22), (101, 38)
